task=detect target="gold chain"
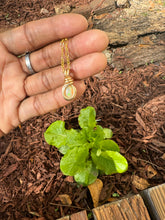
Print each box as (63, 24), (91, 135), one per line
(60, 38), (70, 74)
(60, 38), (77, 101)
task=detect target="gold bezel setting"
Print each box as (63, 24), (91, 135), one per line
(62, 84), (77, 101)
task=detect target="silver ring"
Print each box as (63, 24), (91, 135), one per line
(25, 52), (35, 74)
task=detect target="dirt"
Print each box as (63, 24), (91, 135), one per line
(0, 0), (165, 219)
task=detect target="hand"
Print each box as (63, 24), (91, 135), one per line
(0, 14), (109, 137)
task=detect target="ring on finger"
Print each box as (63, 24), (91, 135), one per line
(25, 52), (35, 74)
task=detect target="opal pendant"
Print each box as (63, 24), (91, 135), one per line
(62, 84), (77, 101)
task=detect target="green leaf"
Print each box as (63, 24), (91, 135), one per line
(78, 106), (96, 129)
(91, 149), (128, 175)
(103, 128), (113, 139)
(99, 140), (120, 152)
(96, 149), (102, 156)
(66, 129), (86, 147)
(87, 125), (105, 143)
(60, 145), (89, 176)
(74, 161), (98, 186)
(59, 145), (70, 155)
(44, 121), (66, 148)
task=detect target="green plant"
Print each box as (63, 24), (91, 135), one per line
(44, 106), (128, 186)
(87, 212), (93, 219)
(112, 192), (120, 197)
(5, 13), (9, 18)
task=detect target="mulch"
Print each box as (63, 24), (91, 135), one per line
(0, 0), (165, 219)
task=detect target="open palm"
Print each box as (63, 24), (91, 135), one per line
(0, 14), (108, 137)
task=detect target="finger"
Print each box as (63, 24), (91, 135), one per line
(0, 129), (4, 138)
(18, 80), (86, 123)
(24, 52), (107, 96)
(20, 29), (109, 74)
(0, 14), (88, 55)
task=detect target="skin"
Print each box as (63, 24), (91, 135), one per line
(0, 14), (109, 137)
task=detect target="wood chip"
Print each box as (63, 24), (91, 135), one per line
(88, 178), (103, 207)
(146, 165), (157, 179)
(132, 175), (150, 190)
(136, 112), (146, 130)
(107, 197), (118, 202)
(54, 5), (71, 14)
(0, 163), (18, 181)
(64, 176), (74, 183)
(161, 153), (165, 160)
(59, 194), (72, 205)
(40, 8), (49, 14)
(34, 183), (45, 194)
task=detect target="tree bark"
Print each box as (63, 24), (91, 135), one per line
(72, 0), (165, 70)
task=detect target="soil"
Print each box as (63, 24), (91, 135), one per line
(0, 0), (165, 219)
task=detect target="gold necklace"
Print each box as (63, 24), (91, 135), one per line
(60, 38), (77, 101)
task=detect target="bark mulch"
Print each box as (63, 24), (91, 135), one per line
(0, 0), (165, 219)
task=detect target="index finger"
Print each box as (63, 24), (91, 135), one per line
(0, 14), (88, 55)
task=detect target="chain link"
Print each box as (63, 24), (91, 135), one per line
(60, 38), (70, 75)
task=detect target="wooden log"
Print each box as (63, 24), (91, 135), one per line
(70, 210), (88, 220)
(57, 216), (69, 220)
(141, 184), (165, 220)
(92, 194), (151, 220)
(71, 0), (116, 19)
(92, 1), (165, 44)
(71, 0), (165, 69)
(93, 14), (165, 45)
(109, 33), (165, 70)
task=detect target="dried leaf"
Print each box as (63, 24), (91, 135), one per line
(88, 178), (103, 207)
(132, 175), (150, 190)
(59, 194), (72, 205)
(161, 153), (165, 160)
(146, 165), (157, 179)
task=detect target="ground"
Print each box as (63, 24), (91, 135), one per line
(0, 0), (165, 219)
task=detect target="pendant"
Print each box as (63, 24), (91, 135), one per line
(62, 83), (77, 101)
